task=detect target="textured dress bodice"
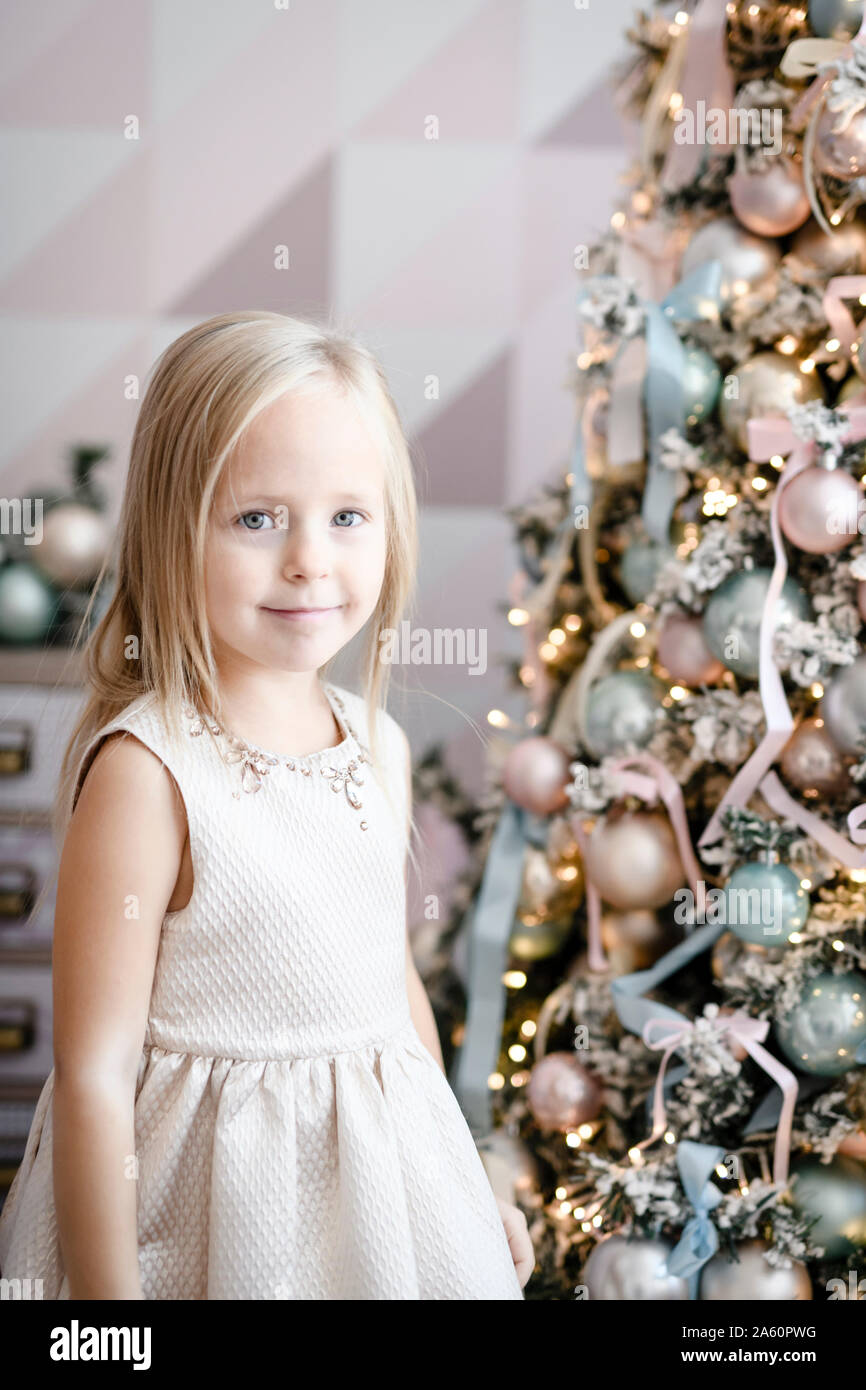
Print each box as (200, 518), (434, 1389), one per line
(0, 680), (524, 1301)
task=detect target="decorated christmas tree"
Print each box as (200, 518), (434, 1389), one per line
(449, 0), (866, 1302)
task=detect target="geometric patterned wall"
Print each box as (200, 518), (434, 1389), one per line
(0, 0), (635, 790)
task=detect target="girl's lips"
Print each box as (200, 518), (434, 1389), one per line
(262, 606), (340, 621)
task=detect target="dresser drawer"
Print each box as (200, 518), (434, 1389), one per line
(0, 685), (85, 814)
(0, 823), (57, 953)
(0, 960), (53, 1084)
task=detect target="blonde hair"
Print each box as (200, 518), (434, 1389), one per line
(52, 309), (422, 884)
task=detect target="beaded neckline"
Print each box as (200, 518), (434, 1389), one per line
(182, 682), (374, 828)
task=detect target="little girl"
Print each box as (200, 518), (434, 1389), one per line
(0, 311), (533, 1300)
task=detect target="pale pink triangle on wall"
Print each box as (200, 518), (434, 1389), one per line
(0, 329), (152, 500)
(519, 147), (624, 316)
(169, 155), (334, 320)
(148, 2), (337, 311)
(413, 349), (510, 507)
(537, 78), (625, 148)
(0, 0), (150, 126)
(356, 162), (519, 330)
(355, 0), (522, 141)
(0, 151), (151, 314)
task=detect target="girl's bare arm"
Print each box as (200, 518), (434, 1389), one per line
(51, 731), (187, 1299)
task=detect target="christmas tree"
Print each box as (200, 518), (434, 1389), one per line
(450, 0), (866, 1302)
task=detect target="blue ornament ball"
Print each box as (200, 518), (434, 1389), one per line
(619, 540), (675, 605)
(683, 346), (722, 424)
(702, 567), (812, 679)
(0, 562), (58, 644)
(724, 859), (809, 947)
(584, 670), (663, 759)
(775, 969), (866, 1076)
(808, 0), (864, 40)
(789, 1154), (866, 1259)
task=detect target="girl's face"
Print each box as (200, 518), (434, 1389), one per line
(204, 382), (388, 678)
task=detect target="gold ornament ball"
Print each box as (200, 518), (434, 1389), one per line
(837, 372), (866, 406)
(509, 915), (574, 962)
(790, 218), (866, 280)
(780, 718), (851, 797)
(600, 908), (674, 973)
(719, 350), (825, 453)
(584, 808), (684, 911)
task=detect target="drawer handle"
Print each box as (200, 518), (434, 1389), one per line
(0, 722), (32, 778)
(0, 998), (36, 1052)
(0, 862), (37, 922)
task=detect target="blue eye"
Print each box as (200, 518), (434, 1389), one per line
(238, 511), (274, 531)
(333, 510), (364, 528)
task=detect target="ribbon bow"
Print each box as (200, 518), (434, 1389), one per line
(665, 1139), (726, 1295)
(580, 261), (723, 553)
(635, 1012), (798, 1189)
(699, 400), (866, 863)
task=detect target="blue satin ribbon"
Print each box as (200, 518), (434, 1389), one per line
(666, 1139), (726, 1298)
(642, 260), (723, 545)
(569, 261), (723, 549)
(610, 918), (725, 1039)
(609, 921), (726, 1299)
(452, 799), (530, 1138)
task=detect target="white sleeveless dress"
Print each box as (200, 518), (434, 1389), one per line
(0, 680), (524, 1301)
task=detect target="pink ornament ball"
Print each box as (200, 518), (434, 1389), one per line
(584, 809), (684, 911)
(526, 1052), (603, 1131)
(778, 466), (861, 554)
(837, 1129), (866, 1161)
(502, 736), (571, 816)
(729, 158), (811, 238)
(657, 613), (725, 686)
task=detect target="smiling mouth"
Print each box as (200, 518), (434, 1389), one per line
(262, 606), (341, 619)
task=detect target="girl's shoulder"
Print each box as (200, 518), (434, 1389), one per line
(327, 682), (408, 767)
(72, 691), (195, 814)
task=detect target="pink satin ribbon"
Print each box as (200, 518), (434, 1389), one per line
(699, 403), (866, 855)
(789, 12), (866, 131)
(638, 1012), (798, 1188)
(660, 0), (734, 192)
(571, 751), (703, 973)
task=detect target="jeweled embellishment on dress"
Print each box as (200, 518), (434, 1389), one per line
(181, 687), (373, 827)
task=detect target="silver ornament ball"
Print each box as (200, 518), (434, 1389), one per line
(700, 1239), (812, 1300)
(583, 1235), (690, 1300)
(823, 653), (866, 755)
(702, 567), (812, 680)
(681, 217), (780, 310)
(584, 670), (663, 758)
